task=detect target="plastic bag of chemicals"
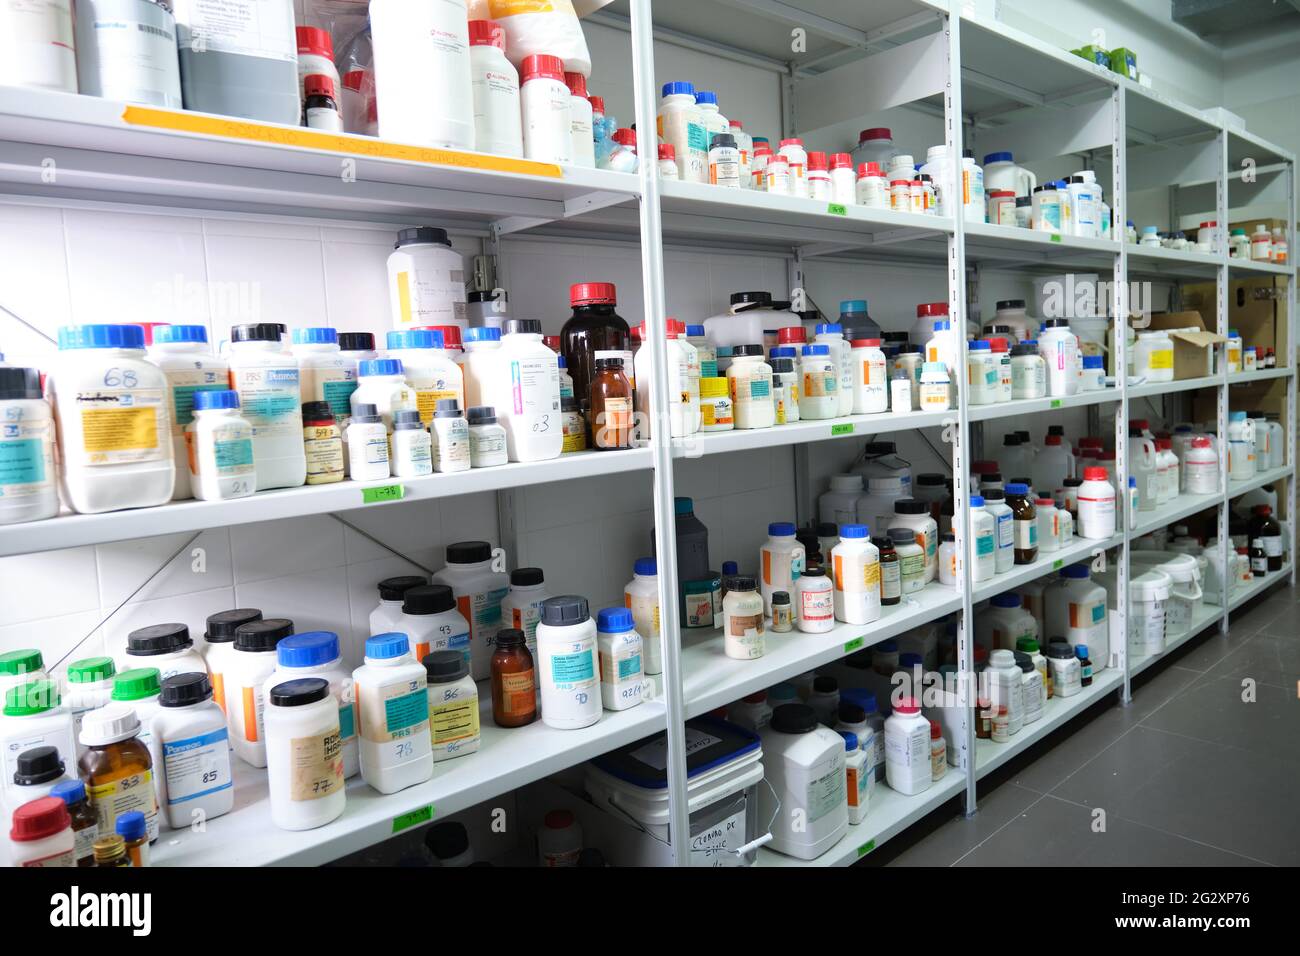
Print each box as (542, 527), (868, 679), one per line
(488, 0), (593, 77)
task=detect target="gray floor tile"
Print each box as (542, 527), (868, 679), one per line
(1051, 726), (1298, 865)
(1197, 631), (1300, 690)
(1140, 675), (1300, 763)
(884, 782), (1041, 867)
(1227, 596), (1291, 635)
(1174, 624), (1257, 673)
(954, 794), (1266, 867)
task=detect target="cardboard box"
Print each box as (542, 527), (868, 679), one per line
(1142, 310), (1225, 379)
(1184, 276), (1290, 362)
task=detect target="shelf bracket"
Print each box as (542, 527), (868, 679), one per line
(491, 189), (631, 236)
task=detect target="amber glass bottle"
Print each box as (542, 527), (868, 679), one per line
(561, 282), (630, 419)
(491, 629), (537, 728)
(78, 703), (158, 844)
(590, 356), (634, 450)
(1005, 482), (1038, 564)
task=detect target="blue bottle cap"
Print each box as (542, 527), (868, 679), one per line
(1083, 355), (1103, 368)
(878, 639), (898, 652)
(464, 327), (501, 343)
(277, 631), (341, 668)
(557, 355), (567, 368)
(971, 339), (991, 350)
(634, 556), (657, 576)
(365, 632), (410, 659)
(662, 81), (696, 98)
(115, 810), (148, 842)
(815, 323), (843, 335)
(841, 688), (878, 713)
(1229, 410), (1246, 421)
(840, 731), (858, 751)
(1128, 477), (1137, 487)
(802, 344), (830, 356)
(153, 324), (209, 345)
(770, 346), (797, 359)
(596, 607), (634, 632)
(291, 327), (338, 346)
(58, 324), (145, 350)
(359, 358), (403, 377)
(992, 592), (1020, 608)
(192, 389), (240, 412)
(1005, 482), (1030, 496)
(839, 300), (867, 314)
(840, 524), (867, 539)
(1075, 644), (1089, 658)
(722, 561), (738, 575)
(971, 495), (985, 507)
(768, 522), (797, 537)
(387, 329), (440, 350)
(694, 90), (718, 105)
(50, 779), (86, 805)
(932, 320), (951, 332)
(983, 151), (1013, 165)
(686, 324), (705, 337)
(1062, 564), (1090, 579)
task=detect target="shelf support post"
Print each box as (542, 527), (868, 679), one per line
(1113, 85), (1131, 707)
(1216, 128), (1231, 631)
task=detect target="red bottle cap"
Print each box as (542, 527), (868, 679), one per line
(342, 70), (367, 92)
(730, 119), (743, 128)
(1254, 504), (1272, 515)
(467, 19), (506, 50)
(753, 143), (773, 156)
(612, 128), (637, 149)
(416, 325), (463, 350)
(859, 127), (891, 142)
(304, 74), (336, 99)
(779, 138), (804, 148)
(916, 302), (949, 318)
(777, 326), (807, 345)
(9, 796), (69, 842)
(930, 721), (942, 740)
(851, 338), (882, 348)
(571, 282), (617, 307)
(1045, 434), (1061, 446)
(830, 152), (853, 170)
(588, 94), (605, 113)
(543, 335), (561, 353)
(890, 179), (912, 187)
(521, 54), (565, 83)
(857, 162), (883, 178)
(973, 460), (998, 475)
(894, 697), (920, 714)
(658, 144), (675, 161)
(989, 337), (1009, 352)
(296, 26), (333, 58)
(806, 151), (828, 171)
(1083, 466), (1107, 481)
(565, 72), (588, 97)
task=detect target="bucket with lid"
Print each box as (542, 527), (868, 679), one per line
(1131, 552), (1203, 639)
(585, 716), (770, 866)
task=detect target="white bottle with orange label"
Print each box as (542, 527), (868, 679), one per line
(831, 525), (881, 625)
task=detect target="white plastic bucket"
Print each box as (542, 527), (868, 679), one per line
(1128, 568), (1171, 658)
(1132, 553), (1202, 639)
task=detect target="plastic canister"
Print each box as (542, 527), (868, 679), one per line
(225, 618), (293, 768)
(986, 650), (1023, 737)
(261, 632), (358, 780)
(226, 322), (306, 490)
(1135, 330), (1174, 382)
(535, 596), (601, 730)
(153, 672), (233, 829)
(502, 567), (551, 657)
(983, 593), (1037, 653)
(983, 152), (1036, 204)
(1133, 552), (1201, 640)
(173, 0), (298, 124)
(760, 703), (847, 858)
(1129, 568), (1171, 659)
(387, 227), (467, 330)
(892, 499), (938, 582)
(623, 558), (662, 674)
(1227, 412), (1256, 480)
(263, 678), (346, 831)
(353, 633), (433, 794)
(819, 474), (864, 527)
(1044, 565), (1108, 669)
(595, 607), (644, 712)
(831, 525), (880, 626)
(432, 541), (511, 682)
(760, 522), (806, 615)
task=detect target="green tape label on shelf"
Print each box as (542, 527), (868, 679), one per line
(1050, 399), (1063, 408)
(844, 636), (865, 653)
(363, 483), (405, 505)
(1053, 559), (1064, 570)
(831, 423), (855, 437)
(857, 840), (876, 857)
(1050, 233), (1062, 243)
(392, 804), (434, 833)
(827, 203), (848, 216)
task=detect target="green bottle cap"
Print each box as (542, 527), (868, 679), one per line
(3, 679), (60, 716)
(0, 649), (44, 677)
(1016, 637), (1040, 654)
(67, 657), (116, 684)
(111, 668), (162, 702)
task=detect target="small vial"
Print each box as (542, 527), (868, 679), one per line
(302, 401), (345, 484)
(115, 811), (150, 867)
(49, 779), (98, 867)
(391, 409), (433, 478)
(347, 403), (390, 481)
(938, 532), (957, 587)
(771, 591), (793, 632)
(890, 366), (912, 413)
(431, 399), (471, 473)
(992, 704), (1010, 743)
(975, 699), (992, 739)
(1076, 644), (1093, 686)
(930, 721), (946, 780)
(467, 406), (509, 467)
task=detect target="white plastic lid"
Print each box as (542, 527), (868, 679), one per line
(79, 702), (141, 746)
(1130, 568), (1172, 601)
(830, 474), (863, 492)
(1131, 552), (1198, 583)
(989, 649), (1016, 669)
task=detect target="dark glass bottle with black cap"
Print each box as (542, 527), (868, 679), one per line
(392, 227), (466, 326)
(0, 366), (57, 522)
(562, 281), (629, 419)
(590, 355), (633, 450)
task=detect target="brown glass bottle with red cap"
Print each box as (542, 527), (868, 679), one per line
(561, 282), (630, 418)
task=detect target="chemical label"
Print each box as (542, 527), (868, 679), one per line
(383, 687), (429, 736)
(1015, 518), (1037, 549)
(170, 376), (227, 428)
(76, 388), (166, 465)
(748, 378), (770, 399)
(359, 679), (428, 743)
(800, 587), (833, 621)
(690, 805), (748, 867)
(498, 670), (535, 716)
(826, 203), (848, 216)
(213, 436), (255, 473)
(430, 687), (480, 752)
(362, 483), (405, 504)
(831, 423), (854, 436)
(173, 0), (296, 61)
(416, 387), (462, 426)
(632, 727), (721, 771)
(548, 647), (596, 686)
(0, 424), (53, 497)
(231, 366), (301, 436)
(806, 756), (847, 823)
(20, 847), (77, 868)
(321, 377), (358, 420)
(288, 728), (344, 802)
(976, 532), (996, 556)
(88, 770), (159, 841)
(1147, 349), (1174, 370)
(162, 726), (233, 806)
(392, 804), (435, 834)
(338, 702), (356, 742)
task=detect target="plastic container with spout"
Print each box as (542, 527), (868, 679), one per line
(704, 292), (793, 375)
(819, 474), (864, 528)
(983, 152), (1037, 206)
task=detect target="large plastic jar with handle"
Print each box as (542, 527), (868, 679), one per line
(352, 633), (433, 794)
(148, 324), (228, 501)
(1044, 564), (1108, 669)
(50, 324), (174, 514)
(263, 631), (358, 780)
(819, 474), (864, 527)
(760, 703), (848, 857)
(1227, 411), (1256, 480)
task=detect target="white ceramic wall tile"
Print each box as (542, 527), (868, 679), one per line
(338, 498), (444, 566)
(597, 509), (655, 606)
(344, 556), (431, 667)
(96, 528), (233, 608)
(62, 208), (210, 330)
(203, 226), (327, 330)
(97, 585), (237, 660)
(0, 610), (104, 668)
(437, 492), (501, 552)
(517, 519), (607, 606)
(0, 204), (71, 364)
(672, 455), (721, 500)
(229, 514), (347, 583)
(321, 238), (392, 339)
(234, 567), (351, 645)
(0, 546), (99, 627)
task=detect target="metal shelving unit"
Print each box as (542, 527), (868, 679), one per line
(0, 0), (1292, 868)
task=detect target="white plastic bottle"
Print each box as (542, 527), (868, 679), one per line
(983, 489), (1015, 573)
(520, 54), (571, 164)
(968, 495), (996, 582)
(634, 320), (695, 438)
(851, 338), (888, 414)
(623, 559), (662, 676)
(814, 323), (854, 416)
(502, 568), (551, 657)
(353, 633), (433, 794)
(186, 390), (256, 501)
(884, 698), (932, 795)
(595, 607), (644, 711)
(226, 323), (306, 490)
(1, 680), (77, 809)
(487, 319), (563, 461)
(728, 346), (775, 429)
(794, 567), (834, 633)
(1045, 565), (1109, 667)
(657, 81), (706, 182)
(1183, 437), (1219, 494)
(760, 522), (806, 615)
(967, 339), (997, 405)
(0, 367), (58, 525)
(346, 404), (391, 482)
(986, 649), (1023, 736)
(462, 327), (503, 408)
(1, 0), (77, 93)
(289, 327), (357, 439)
(759, 703), (848, 858)
(1227, 411), (1256, 480)
(391, 410), (433, 478)
(50, 324), (173, 514)
(1039, 320), (1079, 397)
(121, 623), (207, 684)
(565, 72), (595, 167)
(148, 325), (228, 501)
(154, 673), (233, 829)
(257, 632), (360, 783)
(799, 344), (839, 420)
(224, 618), (292, 768)
(535, 596), (601, 730)
(430, 400), (471, 474)
(394, 583), (471, 667)
(830, 525), (881, 625)
(820, 474), (864, 527)
(467, 19), (522, 157)
(370, 0), (473, 149)
(432, 541), (511, 682)
(386, 329), (464, 426)
(722, 576), (765, 660)
(263, 677), (346, 831)
(369, 577), (427, 641)
(388, 227), (468, 330)
(351, 359), (417, 433)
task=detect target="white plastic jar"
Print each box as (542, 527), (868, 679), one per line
(1183, 437), (1219, 494)
(856, 162), (888, 207)
(1135, 330), (1175, 383)
(351, 358), (417, 434)
(467, 19), (523, 157)
(535, 596), (601, 730)
(370, 0), (473, 149)
(503, 567), (551, 658)
(728, 346), (775, 429)
(722, 576), (765, 660)
(1045, 565), (1108, 667)
(623, 558), (661, 676)
(1, 0), (77, 93)
(520, 54), (571, 164)
(829, 153), (856, 204)
(815, 323), (855, 416)
(851, 338), (888, 414)
(201, 608), (261, 721)
(919, 362), (951, 411)
(760, 522), (806, 615)
(595, 607), (644, 711)
(892, 499), (939, 582)
(799, 344), (839, 420)
(885, 698), (932, 795)
(393, 583), (470, 667)
(1046, 642), (1081, 697)
(982, 489), (1015, 573)
(795, 567), (835, 633)
(1035, 499), (1060, 554)
(1077, 467), (1115, 539)
(388, 227), (467, 330)
(986, 649), (1024, 736)
(1010, 343), (1046, 399)
(1038, 321), (1079, 397)
(820, 473), (864, 527)
(227, 323), (306, 490)
(759, 703), (848, 858)
(385, 328), (464, 426)
(779, 138), (808, 197)
(830, 525), (881, 625)
(50, 324), (173, 514)
(967, 339), (997, 405)
(968, 495), (996, 583)
(7, 794), (75, 867)
(148, 324), (228, 501)
(63, 656), (115, 759)
(263, 631), (359, 780)
(353, 633), (433, 794)
(263, 677), (346, 831)
(1227, 412), (1256, 480)
(432, 540), (511, 681)
(154, 672), (233, 829)
(657, 81), (706, 182)
(423, 650), (481, 761)
(122, 623), (207, 684)
(487, 319), (563, 461)
(225, 618), (293, 769)
(1127, 568), (1171, 659)
(186, 389), (256, 501)
(0, 367), (58, 524)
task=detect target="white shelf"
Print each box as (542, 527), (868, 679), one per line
(972, 533), (1124, 604)
(681, 585), (962, 719)
(1126, 245), (1224, 279)
(966, 389), (1117, 423)
(1128, 375), (1221, 399)
(154, 688), (667, 867)
(1229, 368), (1294, 384)
(1227, 259), (1295, 277)
(756, 769), (966, 867)
(974, 666), (1124, 778)
(1228, 464), (1293, 498)
(1130, 601), (1224, 677)
(962, 221), (1121, 267)
(685, 408), (953, 457)
(0, 449), (652, 558)
(1131, 489), (1223, 536)
(1227, 564), (1293, 611)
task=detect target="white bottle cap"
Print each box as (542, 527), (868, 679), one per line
(79, 702), (141, 746)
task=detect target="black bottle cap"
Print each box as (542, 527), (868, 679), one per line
(730, 575), (757, 591)
(338, 332), (375, 352)
(423, 650), (468, 683)
(206, 609), (263, 643)
(403, 584), (456, 615)
(816, 522), (838, 537)
(160, 672), (214, 707)
(503, 318), (542, 336)
(732, 344), (765, 357)
(770, 703), (817, 734)
(813, 675), (837, 693)
(14, 746), (64, 785)
(511, 568), (545, 587)
(230, 323), (283, 343)
(730, 291), (772, 307)
(378, 576), (428, 601)
(467, 405), (497, 425)
(127, 623), (192, 656)
(425, 821), (469, 860)
(446, 541), (492, 565)
(268, 677), (330, 707)
(495, 628), (527, 649)
(894, 498), (926, 515)
(396, 227), (451, 249)
(838, 701), (866, 723)
(302, 401), (335, 422)
(0, 367), (41, 400)
(234, 618), (294, 653)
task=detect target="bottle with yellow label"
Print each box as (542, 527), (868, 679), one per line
(50, 324), (174, 515)
(699, 376), (734, 432)
(78, 703), (159, 845)
(831, 525), (881, 626)
(386, 329), (464, 425)
(423, 651), (480, 762)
